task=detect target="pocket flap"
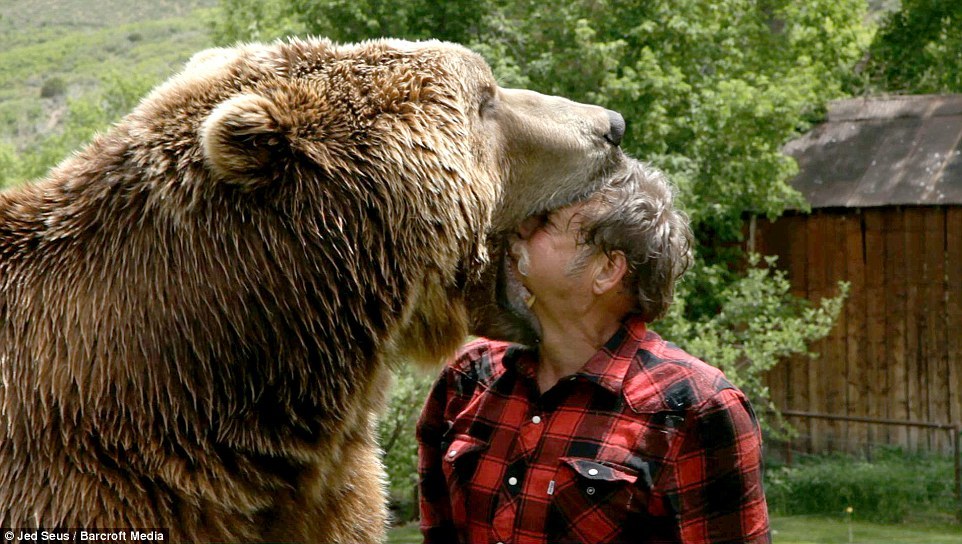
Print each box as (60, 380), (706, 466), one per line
(443, 434), (488, 464)
(561, 458), (639, 485)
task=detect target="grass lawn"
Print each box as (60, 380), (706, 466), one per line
(771, 515), (962, 543)
(387, 523), (421, 544)
(388, 516), (962, 543)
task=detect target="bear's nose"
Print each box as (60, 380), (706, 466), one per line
(604, 109), (625, 147)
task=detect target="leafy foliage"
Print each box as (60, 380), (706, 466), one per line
(0, 142), (25, 189)
(765, 448), (956, 523)
(0, 5), (213, 170)
(862, 0), (962, 93)
(209, 0), (307, 44)
(377, 366), (435, 521)
(40, 77), (68, 99)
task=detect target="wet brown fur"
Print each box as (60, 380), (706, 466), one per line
(0, 38), (620, 541)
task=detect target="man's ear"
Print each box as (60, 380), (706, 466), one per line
(592, 250), (628, 296)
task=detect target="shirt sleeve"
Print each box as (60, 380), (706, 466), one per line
(659, 387), (771, 543)
(416, 368), (459, 544)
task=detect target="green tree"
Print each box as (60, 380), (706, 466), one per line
(210, 0), (307, 44)
(211, 0), (491, 45)
(862, 0), (962, 93)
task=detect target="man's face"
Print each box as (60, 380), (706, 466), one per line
(510, 202), (597, 310)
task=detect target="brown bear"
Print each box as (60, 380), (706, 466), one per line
(0, 38), (625, 542)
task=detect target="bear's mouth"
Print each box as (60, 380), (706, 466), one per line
(502, 244), (535, 302)
(494, 241), (542, 340)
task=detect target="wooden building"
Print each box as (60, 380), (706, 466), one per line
(752, 95), (962, 454)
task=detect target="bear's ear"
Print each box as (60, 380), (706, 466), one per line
(201, 93), (288, 183)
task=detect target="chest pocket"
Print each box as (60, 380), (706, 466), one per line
(440, 434), (489, 530)
(547, 458), (648, 544)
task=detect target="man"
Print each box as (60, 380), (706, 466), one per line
(417, 159), (770, 543)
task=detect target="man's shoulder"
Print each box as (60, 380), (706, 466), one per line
(443, 337), (524, 390)
(622, 330), (740, 414)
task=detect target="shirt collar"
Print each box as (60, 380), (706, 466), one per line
(576, 313), (647, 395)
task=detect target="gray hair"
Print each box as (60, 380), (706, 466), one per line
(572, 159), (693, 322)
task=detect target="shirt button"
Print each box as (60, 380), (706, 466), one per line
(586, 486), (596, 495)
(508, 476), (518, 486)
(587, 468), (599, 476)
(531, 415), (542, 424)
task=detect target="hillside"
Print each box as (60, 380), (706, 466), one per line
(0, 0), (216, 163)
(0, 0), (902, 185)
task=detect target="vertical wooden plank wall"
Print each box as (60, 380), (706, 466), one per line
(806, 213), (827, 450)
(786, 215), (810, 446)
(860, 209), (888, 444)
(900, 208), (927, 446)
(880, 208), (911, 445)
(844, 213), (867, 452)
(923, 210), (947, 451)
(758, 207), (959, 454)
(819, 214), (852, 450)
(948, 209), (962, 435)
(752, 218), (791, 419)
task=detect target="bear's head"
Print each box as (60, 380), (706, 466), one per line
(185, 38), (625, 362)
(1, 38), (625, 439)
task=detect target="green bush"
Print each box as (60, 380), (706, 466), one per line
(765, 448), (955, 523)
(40, 76), (67, 98)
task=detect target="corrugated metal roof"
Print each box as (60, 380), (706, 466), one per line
(784, 94), (962, 208)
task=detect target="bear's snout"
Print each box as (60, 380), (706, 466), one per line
(604, 109), (626, 147)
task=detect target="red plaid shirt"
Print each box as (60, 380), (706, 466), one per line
(417, 315), (770, 544)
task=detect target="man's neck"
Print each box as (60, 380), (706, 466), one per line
(535, 311), (622, 393)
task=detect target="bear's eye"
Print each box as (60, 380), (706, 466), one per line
(479, 87), (498, 116)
